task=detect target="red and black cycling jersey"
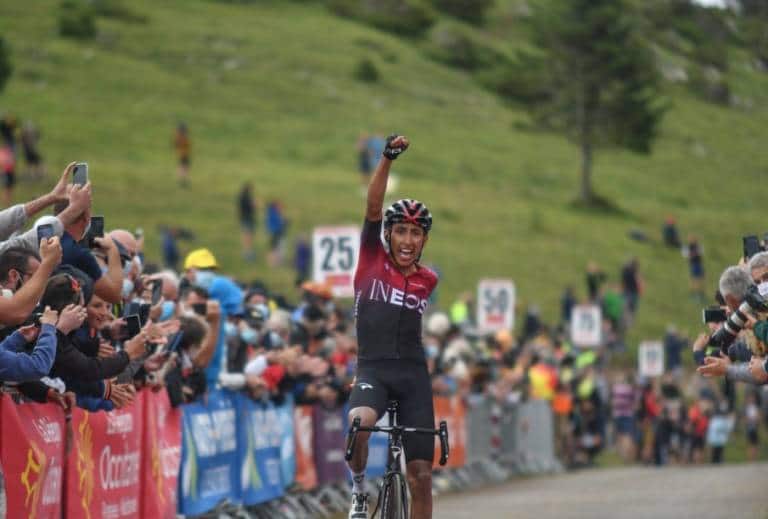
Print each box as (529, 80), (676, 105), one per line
(353, 219), (438, 362)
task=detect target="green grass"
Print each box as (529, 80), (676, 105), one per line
(1, 0), (768, 354)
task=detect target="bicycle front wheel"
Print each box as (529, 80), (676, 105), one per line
(380, 472), (408, 519)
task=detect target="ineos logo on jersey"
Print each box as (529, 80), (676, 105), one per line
(367, 278), (428, 314)
(357, 383), (374, 391)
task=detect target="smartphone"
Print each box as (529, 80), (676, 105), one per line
(743, 235), (762, 260)
(124, 301), (140, 318)
(139, 303), (151, 324)
(72, 162), (88, 185)
(191, 303), (207, 316)
(88, 215), (104, 248)
(150, 280), (163, 306)
(126, 314), (141, 339)
(165, 331), (185, 354)
(702, 306), (727, 324)
(36, 223), (55, 244)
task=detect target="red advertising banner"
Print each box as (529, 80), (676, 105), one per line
(140, 390), (182, 519)
(293, 405), (317, 490)
(433, 396), (466, 469)
(66, 398), (143, 519)
(0, 395), (66, 519)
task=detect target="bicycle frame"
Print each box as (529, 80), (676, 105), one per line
(345, 401), (450, 519)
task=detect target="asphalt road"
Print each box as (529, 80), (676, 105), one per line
(433, 463), (768, 519)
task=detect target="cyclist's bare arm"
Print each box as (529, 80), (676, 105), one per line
(366, 135), (409, 222)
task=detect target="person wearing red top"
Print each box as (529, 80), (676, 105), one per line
(346, 135), (438, 519)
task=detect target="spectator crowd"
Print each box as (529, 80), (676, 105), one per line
(0, 159), (765, 517)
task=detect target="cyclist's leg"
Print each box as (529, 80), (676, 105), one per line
(396, 362), (435, 519)
(347, 369), (388, 473)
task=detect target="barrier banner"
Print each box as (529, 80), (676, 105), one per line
(65, 397), (143, 519)
(0, 395), (65, 519)
(237, 395), (284, 506)
(293, 406), (318, 490)
(433, 396), (466, 468)
(178, 390), (239, 516)
(275, 396), (296, 488)
(312, 405), (347, 485)
(140, 390), (182, 519)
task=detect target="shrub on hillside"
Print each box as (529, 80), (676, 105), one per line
(328, 0), (437, 37)
(59, 1), (97, 40)
(354, 57), (380, 82)
(688, 66), (731, 105)
(430, 0), (495, 25)
(424, 22), (505, 70)
(92, 0), (149, 24)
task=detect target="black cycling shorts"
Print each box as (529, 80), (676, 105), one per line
(348, 359), (435, 463)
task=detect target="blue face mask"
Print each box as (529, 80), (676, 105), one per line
(159, 300), (176, 322)
(194, 270), (216, 290)
(240, 326), (259, 345)
(224, 321), (238, 337)
(122, 279), (134, 299)
(426, 344), (440, 359)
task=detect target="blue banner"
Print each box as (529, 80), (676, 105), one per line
(178, 390), (241, 516)
(366, 416), (390, 479)
(237, 394), (285, 505)
(276, 396), (296, 488)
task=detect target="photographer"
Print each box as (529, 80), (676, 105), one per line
(697, 264), (768, 384)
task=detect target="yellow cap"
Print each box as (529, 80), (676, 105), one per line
(184, 248), (218, 270)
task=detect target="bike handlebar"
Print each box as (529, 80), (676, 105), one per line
(345, 416), (450, 466)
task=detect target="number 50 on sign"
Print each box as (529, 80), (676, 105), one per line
(477, 279), (515, 334)
(312, 226), (360, 298)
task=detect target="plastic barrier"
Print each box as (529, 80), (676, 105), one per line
(465, 394), (493, 463)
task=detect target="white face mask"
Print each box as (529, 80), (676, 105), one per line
(759, 282), (768, 298)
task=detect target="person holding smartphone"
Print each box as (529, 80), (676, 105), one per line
(0, 240), (62, 327)
(345, 135), (439, 519)
(53, 185), (124, 304)
(0, 162), (91, 257)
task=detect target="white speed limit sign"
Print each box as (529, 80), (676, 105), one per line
(477, 279), (515, 334)
(312, 226), (360, 298)
(570, 304), (602, 347)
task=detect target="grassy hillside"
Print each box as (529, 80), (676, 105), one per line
(1, 0), (768, 354)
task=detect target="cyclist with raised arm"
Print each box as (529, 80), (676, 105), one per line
(347, 134), (438, 519)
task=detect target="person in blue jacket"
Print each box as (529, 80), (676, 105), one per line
(183, 248), (243, 388)
(0, 305), (58, 381)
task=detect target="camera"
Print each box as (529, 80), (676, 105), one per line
(24, 312), (43, 327)
(708, 284), (768, 353)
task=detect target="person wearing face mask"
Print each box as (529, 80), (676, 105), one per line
(53, 191), (123, 304)
(183, 248), (243, 388)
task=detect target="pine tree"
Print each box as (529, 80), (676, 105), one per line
(526, 0), (666, 204)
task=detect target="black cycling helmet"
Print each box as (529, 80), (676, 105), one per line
(384, 199), (432, 233)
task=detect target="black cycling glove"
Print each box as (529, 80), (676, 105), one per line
(383, 134), (408, 160)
